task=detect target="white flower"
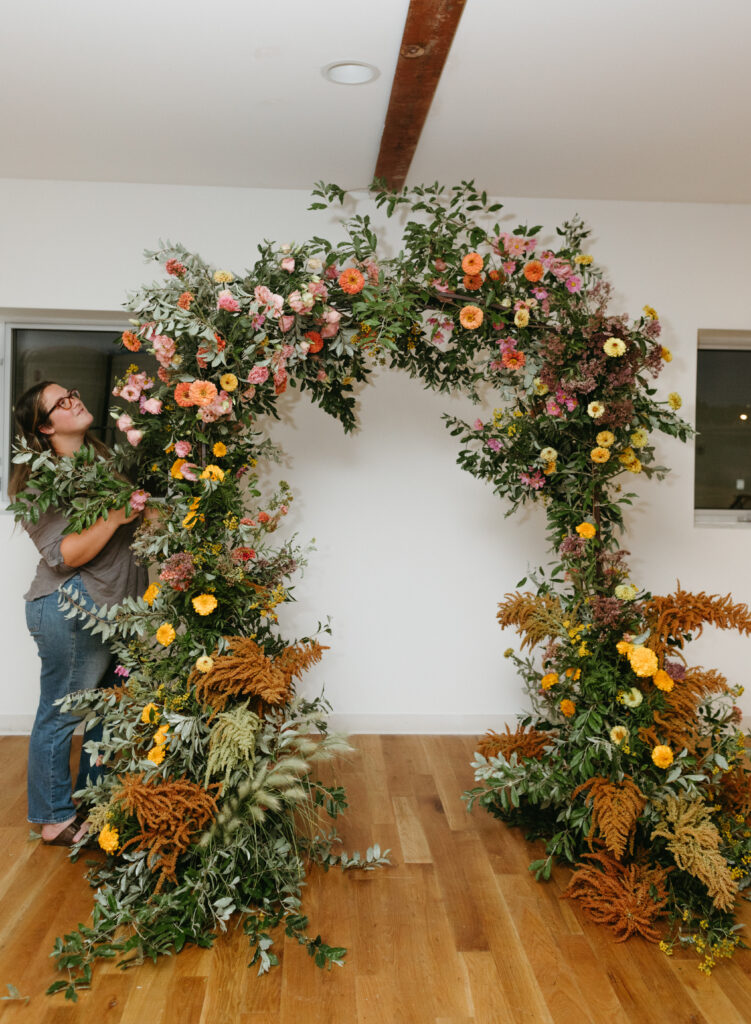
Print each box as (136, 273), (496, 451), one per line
(279, 243), (292, 253)
(620, 687), (643, 708)
(306, 258), (323, 272)
(540, 446), (558, 463)
(615, 583), (638, 601)
(587, 401), (605, 419)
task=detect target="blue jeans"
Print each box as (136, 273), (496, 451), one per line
(25, 575), (116, 824)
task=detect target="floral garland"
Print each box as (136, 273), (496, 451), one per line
(12, 181), (749, 997)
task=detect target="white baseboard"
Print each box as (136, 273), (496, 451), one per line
(325, 714), (518, 735)
(0, 715), (35, 735)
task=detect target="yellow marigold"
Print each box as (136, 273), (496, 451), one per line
(574, 254), (593, 265)
(625, 458), (642, 473)
(565, 667), (582, 681)
(143, 583), (161, 606)
(219, 373), (238, 392)
(140, 702), (160, 724)
(668, 392), (682, 410)
(575, 522), (596, 539)
(661, 347), (672, 362)
(212, 442), (227, 457)
(514, 308), (530, 328)
(192, 593), (218, 616)
(653, 669), (675, 692)
(98, 823), (119, 854)
(170, 458), (186, 479)
(200, 464), (225, 482)
(590, 447), (611, 463)
(596, 430), (615, 448)
(652, 744), (673, 769)
(156, 623), (176, 646)
(610, 725), (629, 745)
(195, 654), (214, 673)
(560, 699), (576, 718)
(147, 745), (166, 766)
(619, 447), (637, 465)
(153, 723), (170, 746)
(628, 644), (658, 677)
(642, 305), (658, 320)
(630, 428), (649, 449)
(459, 305), (483, 330)
(541, 672), (559, 690)
(543, 461), (556, 475)
(213, 270), (234, 284)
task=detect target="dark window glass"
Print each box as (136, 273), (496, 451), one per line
(695, 348), (751, 509)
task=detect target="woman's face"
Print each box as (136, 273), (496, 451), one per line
(39, 384), (94, 445)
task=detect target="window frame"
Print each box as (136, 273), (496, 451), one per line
(694, 328), (751, 528)
(0, 311), (129, 507)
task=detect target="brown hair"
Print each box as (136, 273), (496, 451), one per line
(8, 380), (110, 496)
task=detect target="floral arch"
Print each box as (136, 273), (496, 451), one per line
(12, 181), (751, 996)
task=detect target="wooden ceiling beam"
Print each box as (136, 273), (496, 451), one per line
(375, 0), (466, 191)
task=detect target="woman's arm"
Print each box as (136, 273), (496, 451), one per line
(60, 506), (139, 568)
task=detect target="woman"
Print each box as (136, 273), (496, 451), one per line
(10, 382), (147, 846)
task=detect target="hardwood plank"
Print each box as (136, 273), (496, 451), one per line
(392, 796), (432, 863)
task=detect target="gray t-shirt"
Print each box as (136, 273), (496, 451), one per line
(23, 510), (148, 607)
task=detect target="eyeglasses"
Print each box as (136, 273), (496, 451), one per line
(43, 389), (81, 419)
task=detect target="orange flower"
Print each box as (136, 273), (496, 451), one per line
(523, 260), (544, 283)
(461, 252), (483, 275)
(170, 458), (186, 480)
(338, 267), (365, 294)
(174, 382), (194, 408)
(541, 672), (559, 690)
(459, 305), (484, 330)
(560, 699), (576, 718)
(192, 593), (218, 616)
(487, 269), (503, 282)
(122, 330), (141, 352)
(304, 330), (324, 353)
(653, 669), (674, 692)
(177, 291), (194, 310)
(463, 274), (483, 291)
(189, 380), (218, 407)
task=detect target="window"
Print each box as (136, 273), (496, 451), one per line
(695, 329), (751, 526)
(1, 318), (157, 501)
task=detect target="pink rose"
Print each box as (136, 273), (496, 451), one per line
(281, 257), (295, 273)
(126, 429), (144, 447)
(129, 489), (149, 512)
(120, 384), (140, 403)
(152, 334), (177, 367)
(247, 366), (269, 384)
(174, 440), (191, 457)
(140, 397), (163, 415)
(279, 315), (295, 333)
(308, 280), (328, 299)
(116, 413), (134, 432)
(217, 290), (240, 312)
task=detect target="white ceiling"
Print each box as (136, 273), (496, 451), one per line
(1, 0), (749, 203)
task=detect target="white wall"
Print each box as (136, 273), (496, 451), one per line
(2, 178), (750, 734)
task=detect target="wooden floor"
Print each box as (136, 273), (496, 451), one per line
(1, 735), (751, 1023)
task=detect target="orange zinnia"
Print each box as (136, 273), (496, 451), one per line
(338, 268), (365, 294)
(174, 382), (194, 408)
(189, 380), (218, 407)
(463, 274), (483, 291)
(121, 330), (141, 352)
(523, 260), (544, 282)
(459, 305), (484, 330)
(305, 330), (324, 353)
(461, 252), (483, 275)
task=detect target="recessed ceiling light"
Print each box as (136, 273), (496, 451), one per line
(323, 62), (379, 85)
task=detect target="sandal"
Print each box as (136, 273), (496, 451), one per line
(41, 813), (91, 848)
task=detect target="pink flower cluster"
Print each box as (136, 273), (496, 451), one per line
(158, 551), (195, 592)
(497, 233), (537, 258)
(114, 371), (155, 404)
(217, 290), (240, 312)
(519, 468), (546, 490)
(198, 390), (232, 424)
(152, 334), (177, 367)
(129, 489), (149, 511)
(545, 387), (578, 418)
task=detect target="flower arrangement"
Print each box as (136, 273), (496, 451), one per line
(12, 180), (750, 993)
